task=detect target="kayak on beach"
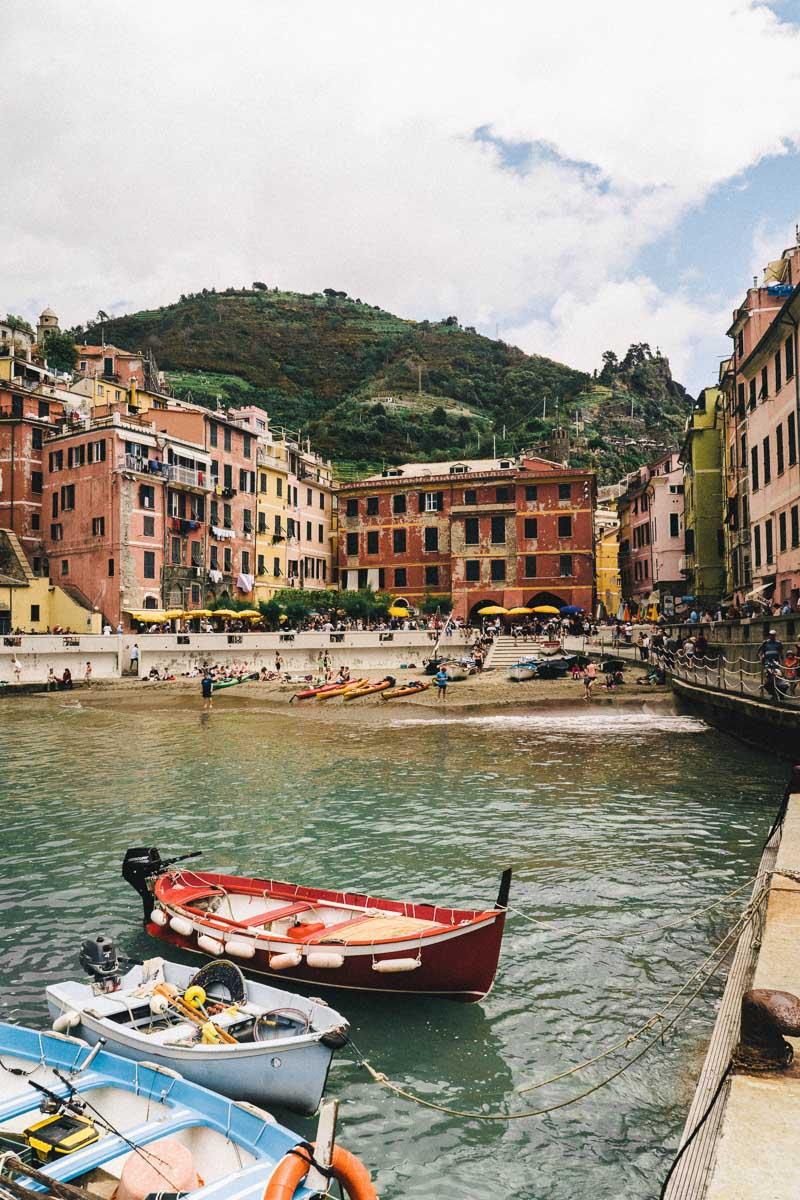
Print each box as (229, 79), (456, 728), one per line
(382, 681), (430, 700)
(211, 672), (258, 691)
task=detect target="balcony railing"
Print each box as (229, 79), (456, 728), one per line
(170, 464), (210, 489)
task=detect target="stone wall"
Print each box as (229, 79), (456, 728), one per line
(0, 629), (470, 684)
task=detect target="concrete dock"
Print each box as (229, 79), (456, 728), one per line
(666, 774), (800, 1198)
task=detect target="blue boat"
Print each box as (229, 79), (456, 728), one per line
(0, 1023), (371, 1200)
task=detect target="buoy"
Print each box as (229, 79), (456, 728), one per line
(117, 1136), (200, 1200)
(52, 1010), (80, 1033)
(149, 994), (170, 1016)
(262, 1142), (376, 1200)
(197, 934), (225, 956)
(151, 908), (168, 927)
(225, 939), (256, 959)
(269, 949), (302, 971)
(371, 957), (421, 973)
(183, 985), (207, 1009)
(306, 951), (345, 970)
(169, 915), (194, 937)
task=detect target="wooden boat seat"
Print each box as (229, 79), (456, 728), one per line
(318, 915), (446, 945)
(209, 901), (314, 929)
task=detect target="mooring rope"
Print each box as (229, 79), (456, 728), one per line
(352, 886), (768, 1122)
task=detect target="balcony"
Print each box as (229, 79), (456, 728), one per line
(125, 454), (169, 478)
(169, 464), (211, 491)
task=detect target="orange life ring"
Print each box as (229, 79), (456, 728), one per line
(263, 1142), (376, 1200)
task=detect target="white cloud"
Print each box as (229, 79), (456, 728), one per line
(2, 0), (800, 393)
(504, 279), (729, 392)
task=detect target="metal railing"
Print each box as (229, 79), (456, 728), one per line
(666, 648), (800, 708)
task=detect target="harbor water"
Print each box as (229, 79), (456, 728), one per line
(0, 692), (784, 1199)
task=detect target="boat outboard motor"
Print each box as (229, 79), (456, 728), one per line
(80, 935), (122, 993)
(122, 846), (203, 922)
(122, 847), (164, 922)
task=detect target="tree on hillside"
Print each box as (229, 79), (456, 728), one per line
(42, 329), (78, 373)
(252, 281), (268, 291)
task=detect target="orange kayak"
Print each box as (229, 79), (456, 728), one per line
(381, 682), (430, 700)
(316, 678), (368, 701)
(343, 677), (395, 701)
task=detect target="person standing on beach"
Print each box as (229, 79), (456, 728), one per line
(201, 669), (214, 710)
(84, 661), (92, 687)
(434, 666), (448, 702)
(582, 660), (597, 700)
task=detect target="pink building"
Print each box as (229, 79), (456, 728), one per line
(75, 344), (149, 388)
(286, 440), (335, 590)
(42, 414), (212, 624)
(728, 242), (800, 606)
(618, 452), (684, 612)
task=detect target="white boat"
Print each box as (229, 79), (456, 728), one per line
(508, 660), (538, 681)
(46, 938), (348, 1114)
(444, 660), (469, 681)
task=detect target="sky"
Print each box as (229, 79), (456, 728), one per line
(4, 0), (800, 395)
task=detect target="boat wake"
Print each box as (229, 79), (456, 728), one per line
(392, 711), (709, 733)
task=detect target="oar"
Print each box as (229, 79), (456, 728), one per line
(153, 984), (237, 1044)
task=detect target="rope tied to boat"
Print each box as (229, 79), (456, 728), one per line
(353, 884), (771, 1122)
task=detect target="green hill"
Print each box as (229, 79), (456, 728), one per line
(82, 287), (692, 481)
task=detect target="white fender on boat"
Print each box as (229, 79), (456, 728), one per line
(197, 934), (225, 956)
(52, 1010), (81, 1033)
(306, 951), (345, 970)
(269, 949), (302, 971)
(169, 915), (194, 937)
(225, 938), (256, 959)
(371, 957), (421, 973)
(151, 908), (168, 927)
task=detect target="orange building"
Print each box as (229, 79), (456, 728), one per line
(337, 453), (595, 620)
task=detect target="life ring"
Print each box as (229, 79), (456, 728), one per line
(263, 1142), (376, 1200)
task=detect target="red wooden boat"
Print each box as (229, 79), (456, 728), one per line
(123, 849), (510, 1003)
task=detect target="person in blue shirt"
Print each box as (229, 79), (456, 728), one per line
(201, 669), (214, 710)
(434, 667), (448, 701)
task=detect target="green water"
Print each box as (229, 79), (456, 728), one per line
(0, 692), (784, 1200)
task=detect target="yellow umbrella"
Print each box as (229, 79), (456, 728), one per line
(531, 605), (561, 614)
(388, 605), (410, 617)
(237, 609), (262, 618)
(507, 606), (534, 615)
(477, 605), (509, 616)
(183, 609), (213, 618)
(279, 614), (288, 622)
(211, 608), (239, 618)
(163, 609), (184, 619)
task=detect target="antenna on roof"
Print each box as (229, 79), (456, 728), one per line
(753, 275), (758, 288)
(796, 223), (799, 245)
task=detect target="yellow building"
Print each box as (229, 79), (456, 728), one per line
(595, 502), (621, 618)
(0, 530), (102, 633)
(255, 438), (290, 601)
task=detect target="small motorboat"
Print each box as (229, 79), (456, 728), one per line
(123, 848), (511, 1003)
(0, 1022), (374, 1200)
(381, 681), (430, 700)
(46, 939), (349, 1114)
(529, 638), (562, 656)
(508, 660), (538, 682)
(443, 660), (469, 681)
(212, 672), (258, 692)
(343, 675), (396, 700)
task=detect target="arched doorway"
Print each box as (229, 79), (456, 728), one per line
(525, 590), (568, 611)
(468, 598), (504, 624)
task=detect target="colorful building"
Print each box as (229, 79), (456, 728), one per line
(594, 494), (621, 618)
(726, 241), (800, 607)
(680, 387), (725, 606)
(229, 407), (290, 601)
(617, 453), (684, 614)
(337, 454), (595, 621)
(0, 529), (101, 634)
(0, 386), (65, 570)
(286, 440), (335, 591)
